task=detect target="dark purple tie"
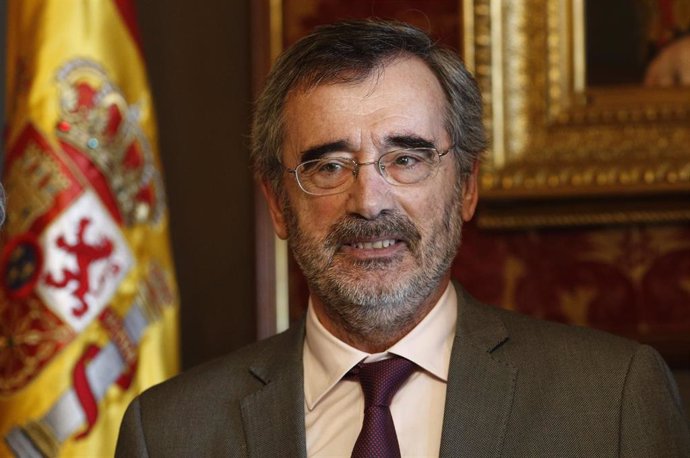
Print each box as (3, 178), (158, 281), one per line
(349, 357), (417, 458)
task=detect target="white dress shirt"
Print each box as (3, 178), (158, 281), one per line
(303, 283), (458, 457)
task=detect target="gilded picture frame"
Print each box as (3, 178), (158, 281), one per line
(463, 0), (690, 229)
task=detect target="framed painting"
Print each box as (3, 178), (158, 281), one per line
(463, 0), (690, 229)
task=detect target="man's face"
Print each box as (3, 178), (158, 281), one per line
(263, 56), (478, 344)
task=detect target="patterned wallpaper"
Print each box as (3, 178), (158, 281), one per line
(454, 221), (690, 363)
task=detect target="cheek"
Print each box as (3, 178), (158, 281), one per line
(289, 194), (347, 237)
(399, 184), (444, 214)
(401, 182), (458, 232)
(412, 199), (445, 235)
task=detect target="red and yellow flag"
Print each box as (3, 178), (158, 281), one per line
(0, 1), (179, 456)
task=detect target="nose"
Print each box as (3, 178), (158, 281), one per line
(345, 162), (395, 219)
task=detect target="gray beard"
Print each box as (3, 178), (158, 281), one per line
(284, 188), (463, 343)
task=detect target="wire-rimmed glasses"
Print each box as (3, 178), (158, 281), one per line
(284, 147), (452, 196)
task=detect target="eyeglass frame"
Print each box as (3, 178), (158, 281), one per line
(283, 146), (454, 196)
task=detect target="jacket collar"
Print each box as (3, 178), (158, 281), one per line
(439, 284), (517, 456)
(240, 320), (308, 458)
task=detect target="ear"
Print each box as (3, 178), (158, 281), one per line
(460, 160), (480, 222)
(260, 180), (289, 240)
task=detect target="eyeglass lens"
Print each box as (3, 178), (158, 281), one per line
(295, 148), (442, 195)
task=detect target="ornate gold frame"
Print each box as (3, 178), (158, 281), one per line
(463, 0), (690, 229)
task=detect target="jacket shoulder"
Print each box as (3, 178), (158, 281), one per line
(141, 322), (304, 407)
(116, 323), (305, 457)
(455, 289), (690, 455)
(460, 288), (641, 364)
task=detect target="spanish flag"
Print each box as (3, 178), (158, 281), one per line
(0, 1), (179, 456)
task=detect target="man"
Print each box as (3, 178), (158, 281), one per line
(116, 20), (690, 457)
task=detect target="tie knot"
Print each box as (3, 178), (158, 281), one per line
(352, 357), (417, 408)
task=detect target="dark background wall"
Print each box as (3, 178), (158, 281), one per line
(135, 1), (256, 369)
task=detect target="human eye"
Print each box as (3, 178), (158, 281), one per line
(316, 160), (345, 175)
(300, 158), (348, 176)
(392, 154), (419, 168)
(385, 149), (433, 169)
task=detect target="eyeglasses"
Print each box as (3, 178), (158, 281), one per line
(284, 147), (452, 196)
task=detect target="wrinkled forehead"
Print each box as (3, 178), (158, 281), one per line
(280, 56), (450, 162)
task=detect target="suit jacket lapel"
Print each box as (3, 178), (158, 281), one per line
(440, 287), (517, 457)
(240, 320), (308, 458)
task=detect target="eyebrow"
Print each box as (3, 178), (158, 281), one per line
(297, 135), (436, 163)
(299, 140), (351, 162)
(385, 135), (436, 150)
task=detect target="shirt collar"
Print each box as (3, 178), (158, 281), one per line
(303, 282), (457, 410)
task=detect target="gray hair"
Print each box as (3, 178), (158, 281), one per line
(251, 19), (486, 193)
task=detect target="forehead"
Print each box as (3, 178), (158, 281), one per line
(281, 57), (448, 158)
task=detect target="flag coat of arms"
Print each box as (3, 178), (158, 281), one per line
(0, 1), (180, 456)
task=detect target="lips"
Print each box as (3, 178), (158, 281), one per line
(348, 239), (398, 250)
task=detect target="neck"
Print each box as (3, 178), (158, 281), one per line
(311, 275), (451, 353)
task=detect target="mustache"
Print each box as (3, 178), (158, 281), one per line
(324, 212), (421, 251)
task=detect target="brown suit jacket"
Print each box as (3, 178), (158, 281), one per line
(116, 288), (690, 457)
